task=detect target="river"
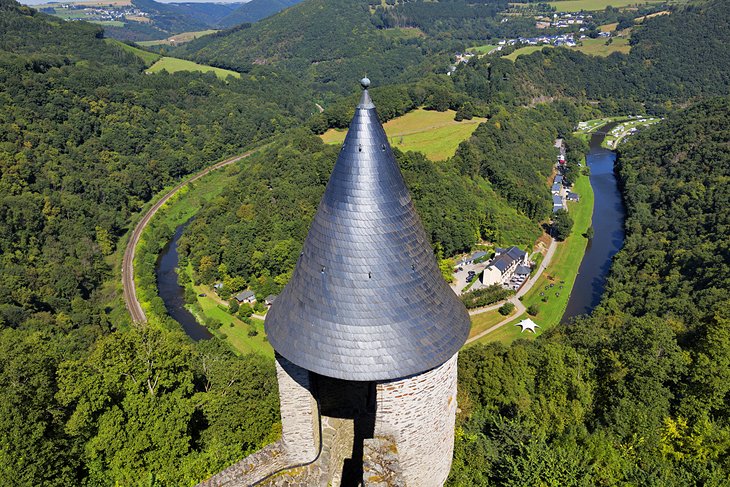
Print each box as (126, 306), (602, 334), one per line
(562, 123), (626, 321)
(155, 220), (212, 340)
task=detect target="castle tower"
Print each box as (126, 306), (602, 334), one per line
(262, 79), (471, 487)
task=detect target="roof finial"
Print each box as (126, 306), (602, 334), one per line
(358, 78), (374, 109)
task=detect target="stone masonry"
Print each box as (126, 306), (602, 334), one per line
(276, 355), (320, 463)
(374, 353), (459, 487)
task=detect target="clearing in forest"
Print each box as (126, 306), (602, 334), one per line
(321, 108), (486, 161)
(146, 57), (241, 80)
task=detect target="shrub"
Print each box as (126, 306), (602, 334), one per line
(461, 285), (514, 309)
(499, 302), (515, 316)
(527, 304), (540, 316)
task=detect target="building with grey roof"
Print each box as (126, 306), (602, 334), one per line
(200, 80), (469, 487)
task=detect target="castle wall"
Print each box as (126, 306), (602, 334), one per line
(374, 353), (459, 487)
(276, 355), (320, 463)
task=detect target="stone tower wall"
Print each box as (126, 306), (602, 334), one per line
(374, 353), (459, 487)
(275, 355), (320, 463)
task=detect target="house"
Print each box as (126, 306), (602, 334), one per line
(481, 247), (531, 287)
(264, 294), (277, 307)
(553, 194), (565, 212)
(554, 174), (563, 184)
(457, 250), (488, 267)
(551, 182), (563, 195)
(234, 290), (256, 304)
(567, 192), (580, 202)
(495, 246), (529, 266)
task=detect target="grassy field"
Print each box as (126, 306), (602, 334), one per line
(548, 0), (663, 12)
(91, 20), (125, 27)
(146, 57), (241, 80)
(503, 45), (547, 61)
(105, 38), (160, 66)
(518, 171), (594, 331)
(575, 115), (633, 133)
(189, 276), (274, 358)
(138, 30), (220, 46)
(576, 37), (630, 56)
(467, 44), (499, 55)
(468, 308), (517, 339)
(321, 108), (486, 161)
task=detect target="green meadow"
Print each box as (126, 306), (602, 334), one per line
(105, 38), (160, 66)
(321, 108), (486, 161)
(547, 0), (663, 12)
(147, 57), (241, 80)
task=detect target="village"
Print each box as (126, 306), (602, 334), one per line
(451, 137), (577, 298)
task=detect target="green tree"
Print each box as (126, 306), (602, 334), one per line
(552, 209), (574, 241)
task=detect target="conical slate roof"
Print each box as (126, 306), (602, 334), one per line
(265, 82), (470, 381)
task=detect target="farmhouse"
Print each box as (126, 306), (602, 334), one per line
(234, 290), (256, 304)
(567, 192), (580, 202)
(264, 294), (277, 307)
(551, 182), (563, 195)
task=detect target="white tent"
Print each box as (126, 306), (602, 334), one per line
(516, 318), (540, 333)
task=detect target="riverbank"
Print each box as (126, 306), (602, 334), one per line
(467, 162), (595, 345)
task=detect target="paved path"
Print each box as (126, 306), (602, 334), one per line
(122, 149), (261, 323)
(465, 238), (557, 344)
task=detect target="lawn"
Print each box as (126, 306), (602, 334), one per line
(518, 170), (595, 331)
(503, 45), (547, 61)
(468, 313), (543, 346)
(575, 37), (630, 56)
(321, 108), (486, 161)
(467, 44), (499, 56)
(105, 38), (160, 66)
(146, 57), (241, 80)
(548, 0), (663, 12)
(468, 308), (517, 339)
(190, 279), (274, 358)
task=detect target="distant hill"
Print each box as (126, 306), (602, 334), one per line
(217, 0), (302, 28)
(174, 0), (450, 96)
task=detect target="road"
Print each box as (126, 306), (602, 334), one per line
(465, 238), (556, 344)
(122, 149), (260, 323)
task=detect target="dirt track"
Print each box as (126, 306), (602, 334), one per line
(122, 149), (258, 323)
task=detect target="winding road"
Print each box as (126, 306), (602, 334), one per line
(122, 149), (261, 323)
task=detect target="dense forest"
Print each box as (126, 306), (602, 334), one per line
(449, 97), (730, 485)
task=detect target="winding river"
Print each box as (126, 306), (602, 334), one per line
(156, 123), (625, 338)
(562, 123), (626, 321)
(155, 220), (212, 340)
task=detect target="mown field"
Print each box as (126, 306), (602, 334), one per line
(468, 308), (517, 339)
(467, 43), (499, 55)
(146, 57), (241, 80)
(321, 108), (486, 161)
(105, 38), (160, 66)
(547, 0), (663, 12)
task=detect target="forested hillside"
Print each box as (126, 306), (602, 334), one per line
(179, 128), (542, 298)
(0, 2), (307, 482)
(449, 98), (730, 485)
(217, 0), (302, 28)
(174, 0), (443, 97)
(453, 0), (730, 111)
